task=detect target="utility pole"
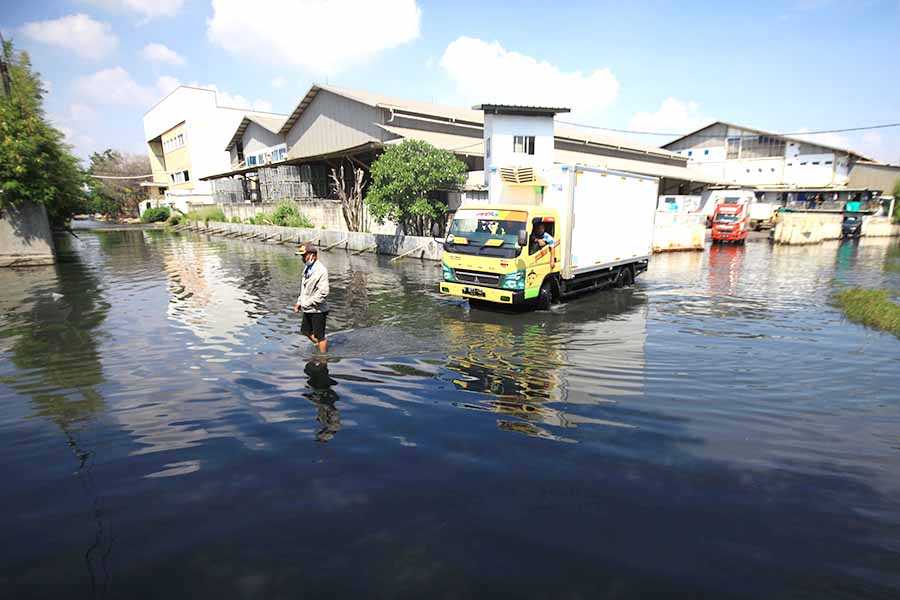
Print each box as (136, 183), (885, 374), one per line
(0, 32), (11, 98)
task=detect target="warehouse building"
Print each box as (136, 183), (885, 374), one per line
(663, 121), (900, 207)
(202, 84), (719, 225)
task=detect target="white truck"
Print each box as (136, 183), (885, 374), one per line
(440, 164), (659, 308)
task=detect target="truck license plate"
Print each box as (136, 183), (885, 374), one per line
(462, 287), (486, 298)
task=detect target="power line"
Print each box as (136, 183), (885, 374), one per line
(556, 120), (900, 138)
(90, 173), (154, 180)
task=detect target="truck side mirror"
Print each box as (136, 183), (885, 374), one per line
(518, 229), (528, 247)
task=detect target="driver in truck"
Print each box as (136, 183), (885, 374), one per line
(532, 222), (555, 249)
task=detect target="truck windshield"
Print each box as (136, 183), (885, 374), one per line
(715, 214), (740, 223)
(446, 209), (527, 258)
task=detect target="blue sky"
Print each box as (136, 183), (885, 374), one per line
(4, 0), (900, 163)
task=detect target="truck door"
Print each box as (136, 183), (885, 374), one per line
(526, 217), (556, 294)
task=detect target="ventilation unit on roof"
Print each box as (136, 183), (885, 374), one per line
(499, 166), (537, 184)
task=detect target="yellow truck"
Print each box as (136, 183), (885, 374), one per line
(440, 164), (658, 309)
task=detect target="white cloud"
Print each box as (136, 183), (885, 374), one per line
(156, 75), (181, 96)
(440, 37), (619, 120)
(73, 67), (158, 107)
(629, 97), (711, 134)
(68, 103), (98, 122)
(20, 14), (117, 60)
(87, 0), (185, 20)
(207, 0), (421, 75)
(271, 76), (286, 89)
(50, 117), (96, 159)
(141, 43), (185, 66)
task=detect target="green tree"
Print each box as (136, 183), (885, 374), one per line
(0, 37), (86, 225)
(365, 140), (467, 236)
(86, 149), (151, 219)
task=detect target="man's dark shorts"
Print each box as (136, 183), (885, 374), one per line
(301, 312), (327, 340)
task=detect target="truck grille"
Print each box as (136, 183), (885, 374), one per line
(455, 270), (500, 287)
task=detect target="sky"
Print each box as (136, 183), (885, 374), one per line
(3, 0), (900, 163)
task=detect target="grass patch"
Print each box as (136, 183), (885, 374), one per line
(835, 288), (900, 338)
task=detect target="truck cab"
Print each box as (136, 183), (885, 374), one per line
(440, 204), (560, 307)
(711, 199), (750, 243)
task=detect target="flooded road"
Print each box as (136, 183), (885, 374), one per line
(2, 230), (899, 598)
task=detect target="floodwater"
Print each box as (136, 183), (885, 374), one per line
(2, 230), (899, 599)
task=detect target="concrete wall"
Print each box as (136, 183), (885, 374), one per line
(208, 201), (397, 235)
(652, 212), (706, 252)
(773, 212), (844, 245)
(861, 216), (900, 237)
(0, 201), (55, 267)
(184, 221), (443, 260)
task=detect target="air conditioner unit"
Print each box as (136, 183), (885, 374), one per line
(499, 166), (543, 185)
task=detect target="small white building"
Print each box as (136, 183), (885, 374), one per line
(142, 86), (286, 212)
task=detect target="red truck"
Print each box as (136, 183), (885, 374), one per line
(711, 199), (749, 244)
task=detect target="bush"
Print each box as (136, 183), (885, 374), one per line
(167, 213), (182, 226)
(245, 204), (313, 228)
(185, 206), (226, 224)
(141, 206), (171, 223)
(231, 216), (242, 223)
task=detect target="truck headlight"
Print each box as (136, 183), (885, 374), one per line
(442, 264), (456, 282)
(500, 270), (525, 290)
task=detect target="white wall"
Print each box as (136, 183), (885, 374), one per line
(483, 112), (555, 201)
(144, 87), (286, 204)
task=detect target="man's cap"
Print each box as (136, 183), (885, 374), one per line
(298, 242), (318, 255)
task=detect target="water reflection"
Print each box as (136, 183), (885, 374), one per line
(304, 359), (341, 443)
(441, 295), (644, 441)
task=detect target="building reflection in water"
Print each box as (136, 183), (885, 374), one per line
(164, 239), (259, 347)
(304, 359), (341, 443)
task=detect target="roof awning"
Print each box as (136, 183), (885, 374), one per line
(378, 124), (484, 155)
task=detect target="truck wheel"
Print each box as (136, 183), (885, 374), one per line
(537, 281), (552, 310)
(622, 266), (634, 286)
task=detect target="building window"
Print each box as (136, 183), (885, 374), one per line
(727, 137), (741, 159)
(825, 160), (833, 165)
(236, 141), (244, 163)
(704, 149), (709, 156)
(513, 135), (535, 155)
(486, 137), (491, 160)
(787, 162), (792, 166)
(170, 170), (189, 184)
(688, 150), (693, 157)
(800, 162), (807, 166)
(246, 155), (257, 166)
(812, 161), (820, 165)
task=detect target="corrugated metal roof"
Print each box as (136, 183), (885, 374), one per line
(379, 124), (484, 155)
(279, 83), (681, 161)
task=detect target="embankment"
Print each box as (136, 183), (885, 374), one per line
(0, 201), (54, 267)
(177, 221), (443, 260)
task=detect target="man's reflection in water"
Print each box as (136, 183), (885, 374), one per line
(304, 359), (341, 443)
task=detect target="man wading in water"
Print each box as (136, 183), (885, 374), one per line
(293, 243), (330, 352)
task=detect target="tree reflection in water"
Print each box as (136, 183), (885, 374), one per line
(5, 234), (112, 598)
